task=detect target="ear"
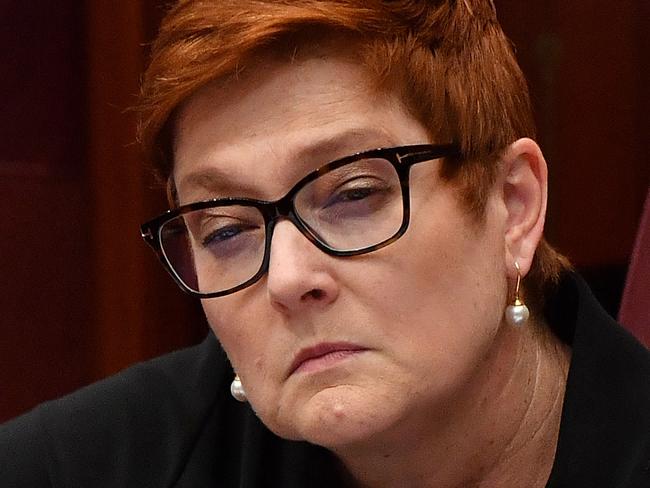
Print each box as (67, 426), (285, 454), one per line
(501, 138), (548, 279)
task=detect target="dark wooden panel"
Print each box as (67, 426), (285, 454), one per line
(85, 0), (206, 380)
(497, 0), (649, 268)
(0, 1), (85, 175)
(0, 179), (93, 422)
(0, 1), (205, 422)
(0, 2), (91, 422)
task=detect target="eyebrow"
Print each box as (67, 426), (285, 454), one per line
(175, 127), (399, 203)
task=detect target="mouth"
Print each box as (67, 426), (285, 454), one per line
(288, 342), (368, 377)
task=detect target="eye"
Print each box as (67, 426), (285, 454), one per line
(202, 223), (257, 248)
(334, 187), (377, 202)
(323, 177), (390, 208)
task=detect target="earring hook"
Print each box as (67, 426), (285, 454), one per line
(505, 261), (529, 326)
(513, 261), (522, 305)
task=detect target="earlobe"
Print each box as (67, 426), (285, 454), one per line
(501, 138), (548, 278)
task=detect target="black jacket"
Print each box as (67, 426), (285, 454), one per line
(1, 273), (649, 487)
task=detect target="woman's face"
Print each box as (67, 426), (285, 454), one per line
(173, 54), (510, 449)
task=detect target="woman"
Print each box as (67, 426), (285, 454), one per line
(2, 1), (648, 486)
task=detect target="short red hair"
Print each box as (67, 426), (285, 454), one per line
(138, 0), (570, 309)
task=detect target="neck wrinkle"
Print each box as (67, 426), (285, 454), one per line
(477, 322), (571, 488)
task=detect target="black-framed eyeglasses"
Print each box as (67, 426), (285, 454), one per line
(141, 143), (460, 298)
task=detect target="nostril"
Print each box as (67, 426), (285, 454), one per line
(304, 289), (324, 300)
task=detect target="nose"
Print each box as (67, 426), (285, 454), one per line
(266, 220), (339, 313)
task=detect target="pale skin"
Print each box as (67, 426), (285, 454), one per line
(173, 52), (571, 487)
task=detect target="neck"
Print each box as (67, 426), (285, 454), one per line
(334, 320), (571, 488)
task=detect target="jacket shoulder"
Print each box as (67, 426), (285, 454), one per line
(548, 273), (650, 487)
(0, 334), (229, 487)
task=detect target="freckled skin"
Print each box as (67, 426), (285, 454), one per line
(173, 54), (509, 450)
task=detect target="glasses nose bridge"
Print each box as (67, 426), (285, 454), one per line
(272, 193), (295, 219)
(265, 192), (310, 242)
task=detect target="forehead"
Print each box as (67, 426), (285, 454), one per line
(172, 54), (430, 202)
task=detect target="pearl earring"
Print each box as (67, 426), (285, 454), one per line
(230, 375), (247, 402)
(505, 261), (530, 327)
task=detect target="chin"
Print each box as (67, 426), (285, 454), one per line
(277, 384), (404, 450)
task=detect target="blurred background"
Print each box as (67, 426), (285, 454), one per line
(1, 1), (648, 422)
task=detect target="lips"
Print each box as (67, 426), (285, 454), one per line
(288, 342), (367, 377)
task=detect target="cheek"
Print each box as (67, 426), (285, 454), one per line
(202, 293), (297, 434)
(201, 296), (273, 390)
(202, 302), (245, 363)
(359, 192), (507, 377)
